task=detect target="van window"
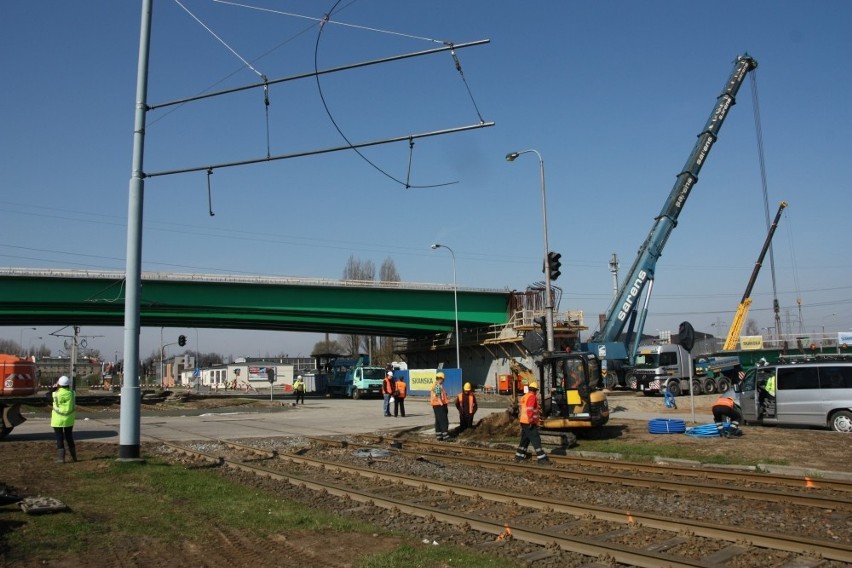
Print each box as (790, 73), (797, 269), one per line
(819, 366), (852, 389)
(777, 366), (819, 390)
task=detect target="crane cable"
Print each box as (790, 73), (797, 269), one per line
(750, 72), (801, 336)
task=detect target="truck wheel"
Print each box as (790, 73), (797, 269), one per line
(702, 378), (718, 395)
(717, 378), (731, 393)
(691, 379), (703, 395)
(829, 410), (852, 433)
(602, 374), (618, 390)
(667, 381), (682, 397)
(352, 389), (360, 400)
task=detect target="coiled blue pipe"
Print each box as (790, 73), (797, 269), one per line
(647, 418), (686, 434)
(685, 423), (721, 437)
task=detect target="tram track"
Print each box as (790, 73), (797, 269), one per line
(150, 435), (852, 567)
(307, 434), (852, 512)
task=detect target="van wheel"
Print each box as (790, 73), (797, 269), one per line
(702, 378), (718, 395)
(829, 410), (852, 433)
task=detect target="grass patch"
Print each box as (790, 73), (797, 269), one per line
(3, 456), (371, 563)
(573, 439), (790, 466)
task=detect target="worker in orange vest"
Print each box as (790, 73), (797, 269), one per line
(455, 382), (478, 432)
(712, 395), (743, 437)
(393, 375), (407, 418)
(430, 372), (450, 441)
(382, 371), (395, 417)
(514, 381), (551, 465)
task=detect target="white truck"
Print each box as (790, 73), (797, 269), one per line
(632, 344), (741, 396)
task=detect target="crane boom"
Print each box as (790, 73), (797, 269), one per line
(723, 201), (788, 350)
(587, 54), (758, 368)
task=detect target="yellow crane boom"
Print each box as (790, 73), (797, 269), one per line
(723, 201), (788, 350)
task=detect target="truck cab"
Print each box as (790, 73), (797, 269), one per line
(633, 344), (697, 396)
(347, 366), (386, 399)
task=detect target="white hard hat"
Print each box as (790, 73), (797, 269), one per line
(387, 371), (393, 376)
(58, 376), (70, 387)
(297, 375), (303, 379)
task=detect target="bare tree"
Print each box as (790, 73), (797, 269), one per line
(379, 257), (399, 283)
(745, 319), (760, 336)
(340, 256), (377, 356)
(311, 339), (345, 356)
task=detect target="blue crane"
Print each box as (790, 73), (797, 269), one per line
(583, 54), (759, 387)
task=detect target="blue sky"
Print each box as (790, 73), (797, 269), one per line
(2, 1), (851, 362)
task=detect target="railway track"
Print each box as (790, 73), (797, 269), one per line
(151, 435), (852, 567)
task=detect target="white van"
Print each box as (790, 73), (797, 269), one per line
(740, 357), (852, 432)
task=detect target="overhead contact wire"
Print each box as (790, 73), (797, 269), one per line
(313, 2), (456, 189)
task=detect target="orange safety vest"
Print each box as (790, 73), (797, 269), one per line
(394, 380), (407, 399)
(519, 391), (540, 425)
(714, 396), (736, 409)
(456, 392), (477, 415)
(382, 377), (395, 395)
(430, 381), (448, 406)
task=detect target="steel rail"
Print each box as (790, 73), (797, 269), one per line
(306, 435), (852, 510)
(383, 434), (852, 493)
(159, 440), (709, 567)
(199, 439), (852, 564)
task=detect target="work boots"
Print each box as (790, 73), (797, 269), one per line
(55, 449), (65, 463)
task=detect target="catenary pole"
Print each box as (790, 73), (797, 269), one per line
(119, 0), (152, 461)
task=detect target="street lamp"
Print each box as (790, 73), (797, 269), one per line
(506, 149), (555, 352)
(19, 327), (36, 356)
(431, 243), (461, 369)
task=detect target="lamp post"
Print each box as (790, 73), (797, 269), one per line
(431, 243), (461, 369)
(19, 327), (36, 356)
(506, 149), (555, 352)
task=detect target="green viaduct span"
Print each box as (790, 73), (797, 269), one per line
(0, 269), (511, 337)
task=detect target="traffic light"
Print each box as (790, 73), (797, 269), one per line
(178, 334), (187, 347)
(547, 251), (562, 281)
(267, 367), (275, 383)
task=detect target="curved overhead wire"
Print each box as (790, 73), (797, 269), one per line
(313, 1), (458, 189)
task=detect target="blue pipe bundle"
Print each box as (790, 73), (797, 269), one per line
(647, 418), (686, 434)
(685, 423), (721, 437)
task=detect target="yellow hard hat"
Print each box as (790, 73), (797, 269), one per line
(463, 382), (472, 392)
(436, 372), (445, 379)
(528, 381), (539, 390)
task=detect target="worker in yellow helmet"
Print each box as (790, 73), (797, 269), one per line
(514, 381), (551, 465)
(455, 382), (478, 433)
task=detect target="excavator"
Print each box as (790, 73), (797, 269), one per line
(723, 201), (788, 350)
(508, 354), (609, 431)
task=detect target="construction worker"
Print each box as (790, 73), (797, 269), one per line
(430, 372), (450, 441)
(712, 394), (743, 437)
(515, 381), (551, 465)
(293, 375), (305, 405)
(393, 374), (407, 417)
(382, 371), (395, 417)
(51, 376), (77, 463)
(455, 382), (478, 432)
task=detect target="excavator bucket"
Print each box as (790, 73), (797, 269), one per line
(0, 404), (26, 440)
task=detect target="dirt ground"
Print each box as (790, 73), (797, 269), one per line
(1, 392), (848, 567)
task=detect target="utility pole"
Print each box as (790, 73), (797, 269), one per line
(609, 253), (620, 298)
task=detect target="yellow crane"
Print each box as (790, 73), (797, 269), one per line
(723, 201), (788, 350)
